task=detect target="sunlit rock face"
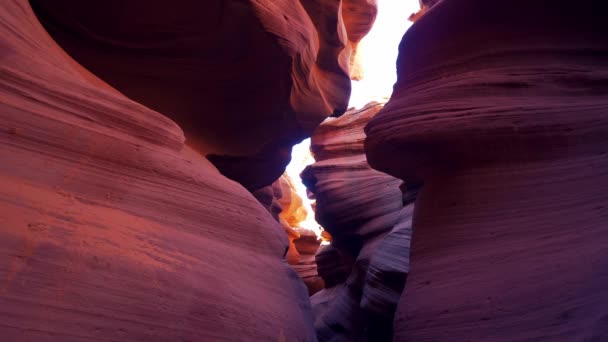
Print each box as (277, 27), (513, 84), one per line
(365, 0), (608, 340)
(0, 1), (315, 340)
(409, 0), (441, 21)
(342, 0), (378, 80)
(252, 175), (324, 295)
(30, 0), (376, 191)
(293, 229), (325, 295)
(275, 176), (325, 295)
(302, 103), (417, 341)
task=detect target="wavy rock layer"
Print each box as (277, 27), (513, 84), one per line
(293, 229), (325, 295)
(365, 0), (608, 340)
(30, 0), (376, 190)
(303, 103), (416, 341)
(0, 1), (315, 340)
(252, 175), (324, 295)
(342, 0), (378, 80)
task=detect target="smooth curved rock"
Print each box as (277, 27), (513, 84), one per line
(0, 1), (315, 340)
(303, 103), (416, 341)
(293, 229), (325, 295)
(304, 104), (403, 246)
(342, 0), (378, 80)
(30, 0), (376, 190)
(315, 244), (353, 288)
(276, 175), (309, 231)
(253, 175), (324, 294)
(365, 0), (608, 340)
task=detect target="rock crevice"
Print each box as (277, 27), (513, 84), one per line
(303, 103), (416, 341)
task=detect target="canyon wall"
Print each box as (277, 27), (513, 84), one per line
(8, 0), (605, 340)
(252, 175), (324, 295)
(30, 0), (376, 191)
(303, 103), (417, 341)
(342, 0), (378, 80)
(365, 0), (608, 340)
(0, 0), (377, 340)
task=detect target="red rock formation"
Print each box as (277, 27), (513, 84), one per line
(293, 229), (325, 295)
(303, 103), (416, 341)
(342, 0), (378, 80)
(30, 0), (377, 190)
(0, 1), (315, 340)
(365, 0), (608, 340)
(276, 175), (309, 231)
(253, 175), (324, 295)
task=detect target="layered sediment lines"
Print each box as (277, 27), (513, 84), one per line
(0, 1), (315, 340)
(293, 229), (325, 295)
(365, 0), (608, 340)
(303, 103), (416, 341)
(31, 0), (376, 190)
(252, 175), (324, 294)
(342, 0), (378, 80)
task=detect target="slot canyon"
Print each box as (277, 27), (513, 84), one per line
(1, 0), (607, 341)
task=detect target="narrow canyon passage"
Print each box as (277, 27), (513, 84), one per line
(2, 0), (608, 341)
(281, 2), (419, 339)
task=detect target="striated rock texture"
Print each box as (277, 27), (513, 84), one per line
(342, 0), (378, 80)
(365, 0), (608, 340)
(30, 0), (376, 190)
(302, 103), (417, 341)
(0, 1), (315, 340)
(252, 175), (324, 295)
(293, 229), (325, 295)
(276, 175), (309, 232)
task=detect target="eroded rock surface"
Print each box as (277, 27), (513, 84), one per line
(303, 103), (416, 341)
(253, 175), (324, 295)
(293, 229), (325, 295)
(30, 0), (376, 190)
(0, 1), (315, 340)
(365, 0), (608, 340)
(342, 0), (378, 80)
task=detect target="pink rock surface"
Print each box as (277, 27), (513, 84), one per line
(293, 229), (325, 295)
(365, 0), (608, 340)
(303, 103), (415, 341)
(252, 175), (324, 294)
(342, 0), (378, 80)
(30, 0), (376, 190)
(0, 1), (315, 340)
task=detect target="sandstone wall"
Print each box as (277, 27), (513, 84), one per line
(30, 0), (377, 190)
(253, 175), (324, 295)
(365, 0), (608, 340)
(303, 103), (417, 341)
(0, 1), (316, 340)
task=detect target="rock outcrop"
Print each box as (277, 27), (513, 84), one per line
(303, 103), (417, 341)
(253, 175), (324, 295)
(293, 229), (325, 295)
(30, 0), (377, 190)
(365, 0), (608, 340)
(1, 1), (315, 340)
(342, 0), (378, 80)
(409, 0), (441, 22)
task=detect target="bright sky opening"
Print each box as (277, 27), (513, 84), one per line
(286, 0), (420, 234)
(350, 0), (420, 109)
